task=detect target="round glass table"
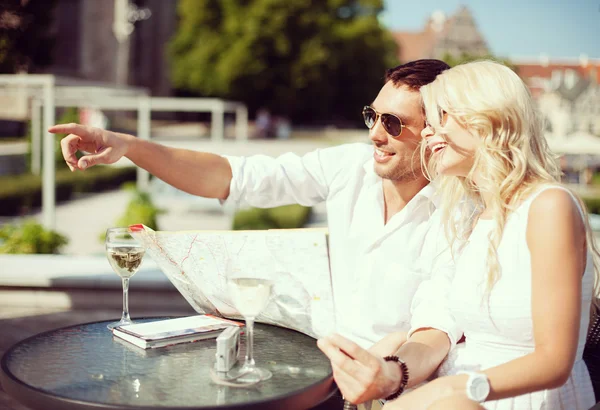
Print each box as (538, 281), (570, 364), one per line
(0, 318), (336, 410)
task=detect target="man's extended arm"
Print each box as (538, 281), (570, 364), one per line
(124, 135), (232, 199)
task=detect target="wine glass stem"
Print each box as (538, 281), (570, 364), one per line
(244, 318), (256, 368)
(121, 277), (131, 322)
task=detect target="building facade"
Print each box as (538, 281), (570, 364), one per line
(391, 6), (489, 63)
(47, 0), (177, 97)
(518, 56), (600, 137)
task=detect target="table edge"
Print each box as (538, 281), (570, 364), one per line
(1, 318), (337, 410)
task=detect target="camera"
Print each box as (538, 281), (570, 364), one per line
(215, 326), (241, 372)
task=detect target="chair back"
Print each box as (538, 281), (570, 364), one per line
(584, 303), (600, 401)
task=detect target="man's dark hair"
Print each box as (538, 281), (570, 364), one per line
(385, 59), (450, 91)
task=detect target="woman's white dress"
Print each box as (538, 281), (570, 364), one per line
(436, 185), (596, 409)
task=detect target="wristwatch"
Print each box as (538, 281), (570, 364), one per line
(458, 371), (490, 403)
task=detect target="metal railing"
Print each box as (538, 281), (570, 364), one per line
(0, 74), (249, 230)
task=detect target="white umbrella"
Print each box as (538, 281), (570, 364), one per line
(550, 131), (600, 155)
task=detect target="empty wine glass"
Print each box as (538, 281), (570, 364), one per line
(105, 227), (145, 330)
(225, 243), (274, 383)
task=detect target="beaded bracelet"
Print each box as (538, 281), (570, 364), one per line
(383, 355), (409, 401)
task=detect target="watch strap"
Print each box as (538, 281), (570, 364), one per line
(458, 371), (490, 403)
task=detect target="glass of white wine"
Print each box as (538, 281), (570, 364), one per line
(226, 249), (274, 383)
(105, 227), (145, 330)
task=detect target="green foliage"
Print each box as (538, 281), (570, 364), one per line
(0, 166), (137, 216)
(168, 0), (398, 125)
(0, 219), (68, 254)
(99, 184), (163, 242)
(232, 204), (312, 230)
(583, 197), (600, 215)
(0, 0), (57, 73)
(26, 107), (80, 173)
(115, 184), (163, 231)
(441, 52), (517, 73)
(590, 173), (600, 186)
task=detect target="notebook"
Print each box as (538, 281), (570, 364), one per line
(112, 315), (243, 349)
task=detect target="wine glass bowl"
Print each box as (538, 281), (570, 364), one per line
(227, 278), (273, 319)
(105, 227), (145, 330)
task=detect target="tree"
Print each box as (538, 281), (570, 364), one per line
(0, 0), (57, 73)
(168, 0), (398, 125)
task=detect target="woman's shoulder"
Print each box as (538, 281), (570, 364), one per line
(525, 184), (585, 236)
(525, 184), (581, 217)
(502, 184), (584, 235)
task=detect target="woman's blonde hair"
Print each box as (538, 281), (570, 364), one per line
(420, 60), (600, 298)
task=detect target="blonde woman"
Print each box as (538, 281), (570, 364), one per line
(380, 60), (599, 409)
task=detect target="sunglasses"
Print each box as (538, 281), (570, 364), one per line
(362, 106), (405, 137)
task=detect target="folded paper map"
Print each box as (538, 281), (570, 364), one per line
(130, 225), (336, 338)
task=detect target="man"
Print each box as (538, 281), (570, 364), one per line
(51, 59), (455, 408)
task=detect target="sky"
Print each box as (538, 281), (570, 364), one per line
(381, 0), (600, 60)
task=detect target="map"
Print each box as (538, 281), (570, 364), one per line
(130, 225), (336, 338)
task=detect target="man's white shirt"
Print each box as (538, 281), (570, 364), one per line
(224, 143), (459, 348)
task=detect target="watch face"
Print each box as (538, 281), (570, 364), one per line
(471, 374), (490, 402)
